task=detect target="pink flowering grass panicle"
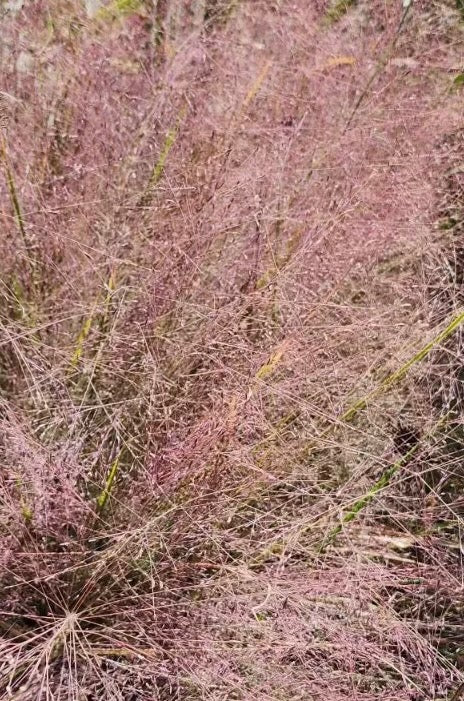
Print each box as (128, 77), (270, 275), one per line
(1, 0), (464, 698)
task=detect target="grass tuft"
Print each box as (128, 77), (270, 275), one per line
(1, 1), (464, 698)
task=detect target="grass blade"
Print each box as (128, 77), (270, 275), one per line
(319, 413), (449, 552)
(97, 449), (123, 512)
(340, 308), (464, 424)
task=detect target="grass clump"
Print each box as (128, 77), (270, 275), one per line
(2, 0), (464, 699)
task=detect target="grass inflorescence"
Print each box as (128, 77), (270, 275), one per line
(1, 1), (464, 699)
